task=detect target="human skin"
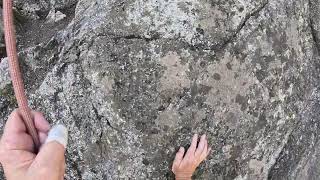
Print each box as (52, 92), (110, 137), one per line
(0, 110), (208, 180)
(0, 109), (66, 180)
(172, 134), (211, 180)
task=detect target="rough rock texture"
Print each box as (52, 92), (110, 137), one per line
(1, 0), (320, 179)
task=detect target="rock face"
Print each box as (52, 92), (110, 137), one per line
(1, 0), (320, 179)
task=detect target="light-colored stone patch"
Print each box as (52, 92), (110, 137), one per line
(159, 51), (190, 91)
(234, 174), (249, 180)
(198, 3), (226, 33)
(0, 58), (11, 89)
(89, 72), (114, 94)
(46, 10), (67, 23)
(229, 0), (268, 29)
(249, 159), (264, 175)
(198, 51), (257, 109)
(126, 0), (200, 43)
(126, 0), (268, 46)
(157, 105), (181, 129)
(286, 17), (301, 56)
(194, 109), (207, 123)
(250, 128), (294, 179)
(222, 144), (233, 159)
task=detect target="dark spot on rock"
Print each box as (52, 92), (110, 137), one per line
(180, 126), (191, 134)
(256, 112), (267, 130)
(0, 47), (7, 58)
(226, 62), (232, 70)
(163, 125), (169, 132)
(239, 7), (244, 12)
(198, 84), (212, 95)
(230, 145), (242, 160)
(234, 73), (239, 78)
(157, 105), (166, 111)
(213, 73), (221, 80)
(165, 172), (174, 179)
(255, 69), (268, 82)
(200, 61), (207, 68)
(196, 27), (205, 35)
(91, 169), (97, 174)
(150, 127), (160, 134)
(0, 84), (17, 107)
(226, 112), (237, 128)
(208, 54), (219, 62)
(143, 158), (150, 165)
(235, 94), (248, 111)
(135, 121), (147, 131)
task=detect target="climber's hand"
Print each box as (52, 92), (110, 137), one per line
(172, 134), (211, 180)
(0, 109), (68, 180)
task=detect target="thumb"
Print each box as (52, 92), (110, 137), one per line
(35, 125), (68, 171)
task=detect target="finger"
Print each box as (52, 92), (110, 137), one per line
(203, 147), (211, 161)
(3, 109), (26, 135)
(32, 111), (50, 133)
(1, 109), (36, 152)
(186, 134), (198, 157)
(195, 134), (206, 157)
(200, 142), (210, 162)
(2, 133), (34, 151)
(58, 152), (66, 180)
(60, 167), (65, 180)
(34, 142), (65, 178)
(172, 147), (185, 171)
(0, 150), (35, 168)
(39, 132), (48, 145)
(34, 125), (68, 173)
(207, 147), (212, 156)
(60, 159), (66, 180)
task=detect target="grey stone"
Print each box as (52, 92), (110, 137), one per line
(2, 0), (320, 179)
(46, 10), (66, 23)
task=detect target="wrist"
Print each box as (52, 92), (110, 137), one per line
(175, 174), (192, 180)
(175, 177), (192, 180)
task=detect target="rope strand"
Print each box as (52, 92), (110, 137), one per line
(3, 0), (40, 151)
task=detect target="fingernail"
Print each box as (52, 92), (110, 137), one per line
(45, 124), (68, 148)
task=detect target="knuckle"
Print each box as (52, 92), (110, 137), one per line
(201, 153), (207, 160)
(196, 158), (202, 164)
(9, 109), (19, 118)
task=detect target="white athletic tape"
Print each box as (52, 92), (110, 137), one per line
(45, 124), (68, 148)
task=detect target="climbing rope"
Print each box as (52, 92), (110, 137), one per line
(3, 0), (40, 151)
